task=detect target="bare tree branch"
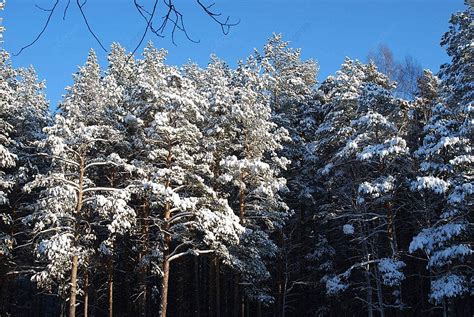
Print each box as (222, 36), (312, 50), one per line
(197, 0), (240, 35)
(76, 0), (107, 52)
(130, 0), (159, 57)
(15, 0), (239, 55)
(63, 0), (71, 20)
(13, 0), (59, 56)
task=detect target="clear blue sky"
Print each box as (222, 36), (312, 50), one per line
(2, 0), (465, 106)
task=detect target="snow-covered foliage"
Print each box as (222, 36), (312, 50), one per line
(25, 50), (135, 295)
(313, 58), (411, 314)
(0, 4), (472, 315)
(408, 4), (473, 306)
(0, 46), (50, 265)
(377, 258), (406, 287)
(409, 7), (474, 304)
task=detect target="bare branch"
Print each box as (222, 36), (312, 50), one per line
(82, 187), (124, 193)
(14, 0), (59, 56)
(84, 160), (123, 170)
(17, 1), (238, 55)
(130, 0), (159, 57)
(196, 0), (240, 35)
(76, 0), (107, 52)
(63, 0), (71, 20)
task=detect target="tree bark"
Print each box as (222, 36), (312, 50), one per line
(69, 156), (84, 317)
(374, 266), (385, 317)
(84, 271), (89, 317)
(159, 258), (170, 317)
(138, 200), (150, 317)
(361, 223), (373, 317)
(108, 258), (114, 317)
(234, 176), (245, 317)
(69, 255), (79, 317)
(159, 201), (172, 317)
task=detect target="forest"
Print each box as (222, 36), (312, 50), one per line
(0, 1), (472, 317)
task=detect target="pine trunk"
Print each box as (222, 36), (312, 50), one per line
(234, 178), (245, 317)
(159, 201), (172, 317)
(69, 255), (79, 317)
(84, 272), (89, 317)
(108, 259), (114, 317)
(159, 259), (170, 317)
(70, 157), (85, 317)
(138, 200), (150, 317)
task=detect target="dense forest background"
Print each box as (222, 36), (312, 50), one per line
(0, 1), (472, 316)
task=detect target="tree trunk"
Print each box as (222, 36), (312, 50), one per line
(239, 181), (245, 221)
(69, 255), (79, 317)
(138, 200), (150, 317)
(108, 259), (114, 317)
(159, 201), (172, 317)
(208, 257), (215, 317)
(282, 275), (288, 317)
(361, 236), (373, 317)
(159, 259), (170, 317)
(70, 156), (84, 317)
(84, 271), (89, 317)
(234, 177), (245, 317)
(374, 267), (385, 317)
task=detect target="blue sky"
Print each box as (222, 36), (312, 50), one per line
(2, 0), (465, 106)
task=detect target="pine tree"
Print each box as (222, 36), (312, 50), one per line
(314, 59), (410, 316)
(24, 50), (135, 317)
(409, 4), (473, 314)
(256, 34), (320, 315)
(120, 44), (243, 317)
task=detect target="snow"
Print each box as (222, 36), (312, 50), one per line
(325, 275), (348, 295)
(342, 224), (354, 235)
(357, 137), (408, 161)
(428, 244), (472, 267)
(409, 223), (466, 255)
(377, 258), (406, 286)
(429, 274), (467, 303)
(358, 175), (395, 200)
(410, 176), (450, 194)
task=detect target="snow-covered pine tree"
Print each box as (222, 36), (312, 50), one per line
(214, 57), (290, 312)
(409, 4), (473, 315)
(0, 43), (50, 315)
(0, 52), (17, 264)
(255, 34), (321, 315)
(121, 44), (243, 317)
(314, 59), (410, 316)
(24, 50), (135, 317)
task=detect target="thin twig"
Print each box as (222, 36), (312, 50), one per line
(63, 0), (71, 20)
(76, 0), (107, 52)
(130, 0), (159, 56)
(14, 0), (59, 56)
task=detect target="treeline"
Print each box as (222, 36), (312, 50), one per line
(0, 3), (472, 317)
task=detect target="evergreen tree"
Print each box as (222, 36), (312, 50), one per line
(409, 4), (473, 314)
